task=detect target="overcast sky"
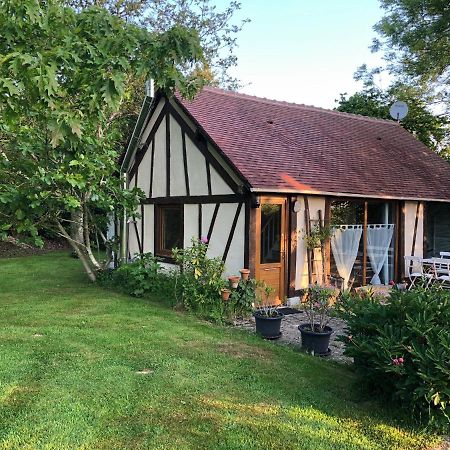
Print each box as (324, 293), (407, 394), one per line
(220, 0), (389, 109)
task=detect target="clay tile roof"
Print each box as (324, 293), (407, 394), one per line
(177, 86), (450, 202)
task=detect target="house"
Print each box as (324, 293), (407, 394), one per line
(120, 86), (450, 302)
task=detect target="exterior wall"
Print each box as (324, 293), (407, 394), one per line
(294, 196), (326, 290)
(404, 201), (424, 274)
(126, 97), (246, 277)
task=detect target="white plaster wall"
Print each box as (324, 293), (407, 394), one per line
(404, 201), (424, 266)
(140, 98), (165, 143)
(169, 116), (187, 196)
(206, 203), (244, 276)
(210, 165), (233, 195)
(152, 117), (166, 198)
(201, 204), (216, 238)
(295, 196), (326, 289)
(185, 135), (208, 195)
(184, 204), (198, 248)
(136, 147), (151, 197)
(128, 223), (139, 259)
(223, 206), (245, 277)
(142, 204), (154, 254)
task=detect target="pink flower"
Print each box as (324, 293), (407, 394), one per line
(200, 236), (208, 244)
(389, 280), (395, 286)
(398, 357), (404, 364)
(392, 358), (399, 365)
(348, 335), (353, 340)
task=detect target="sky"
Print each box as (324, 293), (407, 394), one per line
(219, 0), (389, 109)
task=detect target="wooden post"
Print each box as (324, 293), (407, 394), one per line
(318, 209), (325, 285)
(362, 201), (368, 286)
(411, 201), (421, 257)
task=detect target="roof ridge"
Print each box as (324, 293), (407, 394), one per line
(202, 86), (399, 126)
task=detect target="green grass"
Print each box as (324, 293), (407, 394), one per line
(0, 253), (440, 449)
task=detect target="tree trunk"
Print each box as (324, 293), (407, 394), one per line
(56, 220), (97, 282)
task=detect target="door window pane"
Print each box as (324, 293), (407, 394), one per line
(260, 204), (281, 264)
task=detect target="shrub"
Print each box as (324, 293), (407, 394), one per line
(336, 286), (450, 431)
(173, 238), (227, 322)
(100, 253), (180, 303)
(230, 278), (260, 318)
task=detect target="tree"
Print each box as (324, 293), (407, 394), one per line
(66, 0), (249, 89)
(336, 67), (450, 156)
(372, 0), (450, 105)
(0, 0), (206, 280)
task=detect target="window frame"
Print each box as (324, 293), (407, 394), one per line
(155, 204), (184, 259)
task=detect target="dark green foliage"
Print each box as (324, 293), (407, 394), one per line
(336, 286), (450, 431)
(229, 278), (258, 318)
(99, 253), (180, 303)
(173, 238), (227, 322)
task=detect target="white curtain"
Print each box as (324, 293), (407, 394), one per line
(367, 224), (394, 285)
(331, 225), (363, 287)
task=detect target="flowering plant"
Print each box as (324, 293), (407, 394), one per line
(302, 284), (336, 332)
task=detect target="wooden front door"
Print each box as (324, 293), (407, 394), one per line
(255, 197), (287, 305)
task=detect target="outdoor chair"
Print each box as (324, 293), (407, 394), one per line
(434, 260), (450, 289)
(404, 256), (433, 290)
(439, 251), (450, 258)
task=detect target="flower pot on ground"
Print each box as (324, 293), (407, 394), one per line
(299, 285), (335, 356)
(298, 323), (333, 355)
(253, 309), (284, 339)
(221, 288), (231, 301)
(228, 276), (240, 289)
(239, 269), (250, 281)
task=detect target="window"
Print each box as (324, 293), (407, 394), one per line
(329, 200), (397, 286)
(156, 205), (183, 257)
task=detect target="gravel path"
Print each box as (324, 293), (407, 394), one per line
(233, 311), (352, 364)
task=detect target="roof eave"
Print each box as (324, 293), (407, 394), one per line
(249, 187), (450, 203)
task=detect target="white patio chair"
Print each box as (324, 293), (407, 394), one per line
(439, 251), (450, 258)
(434, 260), (450, 289)
(404, 256), (433, 290)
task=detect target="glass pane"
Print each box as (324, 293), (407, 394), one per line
(162, 207), (183, 251)
(366, 202), (395, 285)
(425, 203), (450, 257)
(260, 204), (281, 264)
(330, 201), (364, 286)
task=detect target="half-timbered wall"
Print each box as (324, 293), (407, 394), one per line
(126, 97), (245, 276)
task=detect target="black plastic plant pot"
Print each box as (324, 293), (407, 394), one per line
(298, 323), (333, 356)
(253, 312), (284, 339)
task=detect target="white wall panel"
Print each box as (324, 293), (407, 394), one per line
(207, 203), (237, 260)
(404, 201), (424, 266)
(128, 223), (139, 259)
(210, 166), (233, 195)
(184, 204), (198, 248)
(141, 98), (165, 143)
(137, 147), (151, 197)
(142, 204), (154, 253)
(152, 117), (166, 198)
(185, 135), (208, 195)
(169, 117), (187, 196)
(223, 206), (245, 277)
(201, 204), (216, 239)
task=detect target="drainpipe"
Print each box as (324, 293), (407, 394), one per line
(120, 171), (128, 262)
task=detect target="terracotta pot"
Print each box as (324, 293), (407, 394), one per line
(239, 269), (250, 281)
(228, 276), (240, 289)
(221, 288), (231, 301)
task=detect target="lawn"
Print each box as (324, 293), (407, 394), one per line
(0, 253), (440, 449)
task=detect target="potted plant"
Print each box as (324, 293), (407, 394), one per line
(298, 284), (335, 355)
(239, 268), (250, 281)
(253, 285), (283, 339)
(228, 275), (240, 289)
(221, 288), (231, 301)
